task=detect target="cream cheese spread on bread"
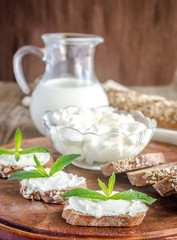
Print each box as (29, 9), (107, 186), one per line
(0, 152), (51, 167)
(64, 191), (148, 218)
(20, 167), (86, 194)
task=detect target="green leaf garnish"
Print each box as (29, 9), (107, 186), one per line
(33, 154), (49, 177)
(49, 154), (81, 177)
(8, 170), (45, 180)
(110, 190), (156, 204)
(98, 178), (109, 197)
(107, 173), (115, 197)
(15, 152), (20, 162)
(8, 154), (80, 181)
(0, 128), (50, 162)
(19, 147), (50, 155)
(0, 148), (15, 155)
(15, 128), (22, 152)
(61, 188), (109, 201)
(61, 173), (156, 205)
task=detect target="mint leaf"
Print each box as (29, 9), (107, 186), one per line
(19, 147), (50, 155)
(108, 173), (115, 197)
(110, 190), (156, 205)
(15, 128), (22, 152)
(0, 148), (14, 155)
(61, 188), (108, 201)
(33, 154), (48, 177)
(49, 154), (81, 176)
(15, 152), (20, 162)
(8, 169), (45, 180)
(98, 178), (109, 197)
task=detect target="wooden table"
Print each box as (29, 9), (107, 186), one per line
(1, 78), (177, 145)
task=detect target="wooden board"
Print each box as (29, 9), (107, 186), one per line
(0, 137), (177, 240)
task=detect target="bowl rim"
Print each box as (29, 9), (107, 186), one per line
(41, 106), (157, 139)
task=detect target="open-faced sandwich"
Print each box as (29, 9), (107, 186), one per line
(61, 173), (156, 227)
(0, 128), (53, 178)
(8, 154), (86, 204)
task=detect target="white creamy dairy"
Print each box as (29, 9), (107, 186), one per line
(45, 106), (153, 169)
(0, 152), (51, 168)
(30, 78), (108, 134)
(65, 191), (148, 218)
(52, 106), (147, 136)
(21, 168), (86, 194)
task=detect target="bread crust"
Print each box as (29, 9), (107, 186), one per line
(62, 202), (147, 227)
(0, 156), (54, 178)
(127, 162), (177, 186)
(153, 174), (177, 196)
(106, 89), (177, 130)
(101, 153), (165, 177)
(20, 182), (87, 204)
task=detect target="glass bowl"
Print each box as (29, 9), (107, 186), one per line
(42, 106), (156, 170)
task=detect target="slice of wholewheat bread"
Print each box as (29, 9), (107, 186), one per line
(20, 182), (87, 204)
(62, 202), (147, 227)
(101, 152), (165, 177)
(127, 162), (177, 186)
(153, 174), (177, 197)
(0, 156), (54, 178)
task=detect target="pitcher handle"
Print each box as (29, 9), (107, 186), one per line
(13, 46), (44, 94)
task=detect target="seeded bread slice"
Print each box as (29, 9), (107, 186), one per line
(153, 174), (177, 197)
(101, 153), (165, 177)
(20, 182), (87, 204)
(62, 202), (147, 227)
(0, 156), (54, 178)
(127, 162), (177, 186)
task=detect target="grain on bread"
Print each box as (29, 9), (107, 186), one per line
(106, 89), (177, 130)
(153, 174), (177, 197)
(101, 152), (165, 177)
(62, 201), (147, 227)
(20, 182), (87, 204)
(127, 162), (177, 186)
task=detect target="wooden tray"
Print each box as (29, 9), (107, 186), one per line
(0, 138), (177, 240)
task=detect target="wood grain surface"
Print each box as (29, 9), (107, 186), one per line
(1, 0), (177, 85)
(0, 138), (177, 239)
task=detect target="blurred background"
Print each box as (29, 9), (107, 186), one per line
(1, 0), (177, 86)
(1, 0), (177, 145)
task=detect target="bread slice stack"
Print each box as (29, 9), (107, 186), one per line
(127, 162), (177, 186)
(101, 153), (165, 177)
(101, 152), (177, 197)
(152, 174), (177, 197)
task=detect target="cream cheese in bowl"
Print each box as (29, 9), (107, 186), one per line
(42, 106), (156, 170)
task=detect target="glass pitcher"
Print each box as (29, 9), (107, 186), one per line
(13, 33), (109, 134)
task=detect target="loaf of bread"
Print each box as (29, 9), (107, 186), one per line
(101, 152), (165, 177)
(62, 202), (147, 227)
(127, 162), (177, 186)
(153, 174), (177, 197)
(106, 89), (177, 130)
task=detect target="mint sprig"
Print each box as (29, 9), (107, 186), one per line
(61, 173), (156, 205)
(0, 128), (50, 161)
(8, 154), (81, 181)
